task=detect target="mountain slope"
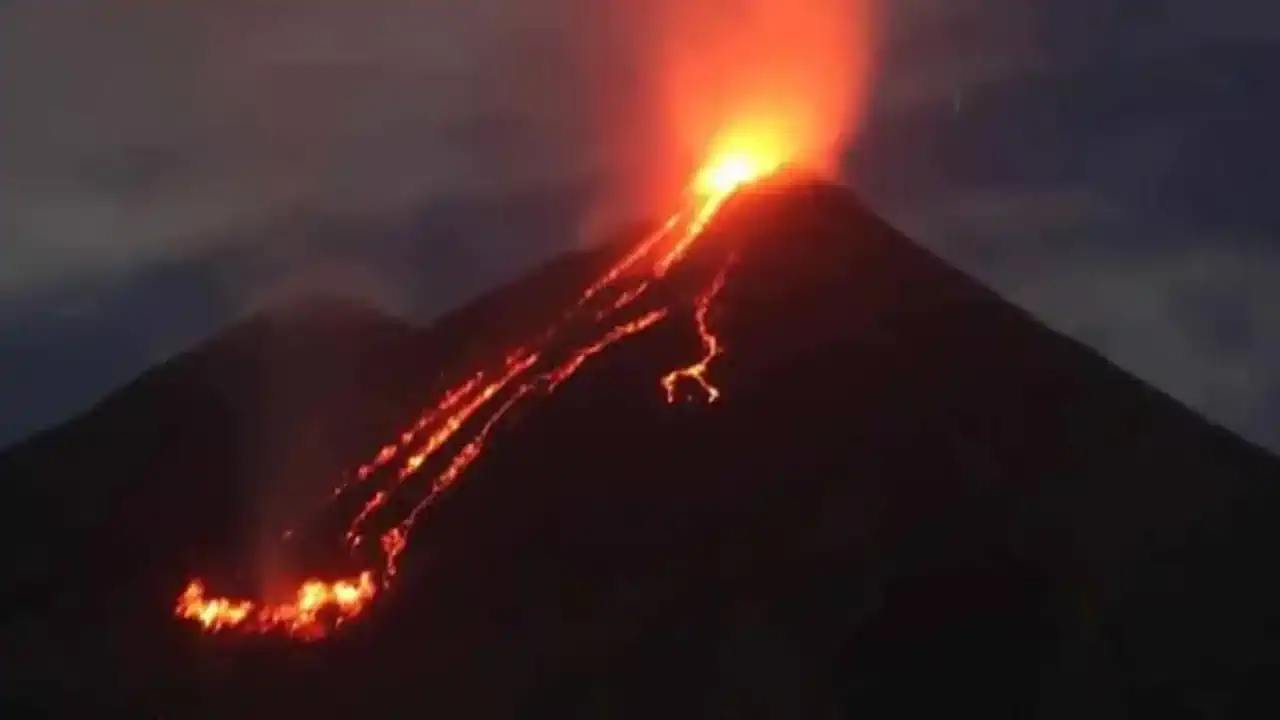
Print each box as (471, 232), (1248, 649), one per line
(2, 177), (1279, 718)
(0, 297), (424, 614)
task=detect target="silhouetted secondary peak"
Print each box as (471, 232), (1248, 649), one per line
(251, 293), (406, 332)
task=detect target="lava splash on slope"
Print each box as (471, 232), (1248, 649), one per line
(175, 152), (779, 640)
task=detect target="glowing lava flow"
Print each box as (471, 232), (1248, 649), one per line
(175, 151), (772, 640)
(661, 257), (735, 403)
(176, 572), (376, 639)
(344, 350), (541, 551)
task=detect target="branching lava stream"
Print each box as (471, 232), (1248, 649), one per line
(176, 155), (772, 640)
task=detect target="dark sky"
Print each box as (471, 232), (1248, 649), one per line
(0, 0), (1277, 452)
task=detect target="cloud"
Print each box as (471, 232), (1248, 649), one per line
(892, 187), (1280, 450)
(0, 0), (645, 297)
(868, 0), (1280, 113)
(0, 0), (886, 301)
(4, 0), (1274, 301)
(1024, 236), (1280, 447)
(849, 1), (1280, 449)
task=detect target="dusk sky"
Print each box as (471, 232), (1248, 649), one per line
(1, 0), (1277, 451)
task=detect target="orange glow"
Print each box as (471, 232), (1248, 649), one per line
(175, 572), (375, 640)
(691, 125), (790, 198)
(662, 257), (735, 403)
(652, 0), (875, 189)
(174, 0), (868, 633)
(694, 149), (776, 197)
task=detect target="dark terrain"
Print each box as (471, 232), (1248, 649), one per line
(2, 177), (1279, 718)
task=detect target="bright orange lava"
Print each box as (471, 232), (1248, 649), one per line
(693, 138), (785, 198)
(176, 572), (375, 640)
(175, 146), (774, 639)
(661, 256), (735, 403)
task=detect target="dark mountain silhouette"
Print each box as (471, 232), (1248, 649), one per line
(2, 176), (1279, 718)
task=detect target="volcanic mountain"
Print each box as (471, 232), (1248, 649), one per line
(2, 175), (1279, 718)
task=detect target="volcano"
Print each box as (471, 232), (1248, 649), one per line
(2, 175), (1279, 717)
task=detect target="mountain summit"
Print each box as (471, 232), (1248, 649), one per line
(3, 176), (1279, 717)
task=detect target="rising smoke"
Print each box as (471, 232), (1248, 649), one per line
(582, 0), (878, 239)
(651, 0), (876, 182)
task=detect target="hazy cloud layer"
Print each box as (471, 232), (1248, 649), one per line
(894, 189), (1280, 445)
(1, 0), (1278, 451)
(856, 0), (1280, 449)
(0, 0), (644, 296)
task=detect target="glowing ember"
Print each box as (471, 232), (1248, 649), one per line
(175, 572), (375, 640)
